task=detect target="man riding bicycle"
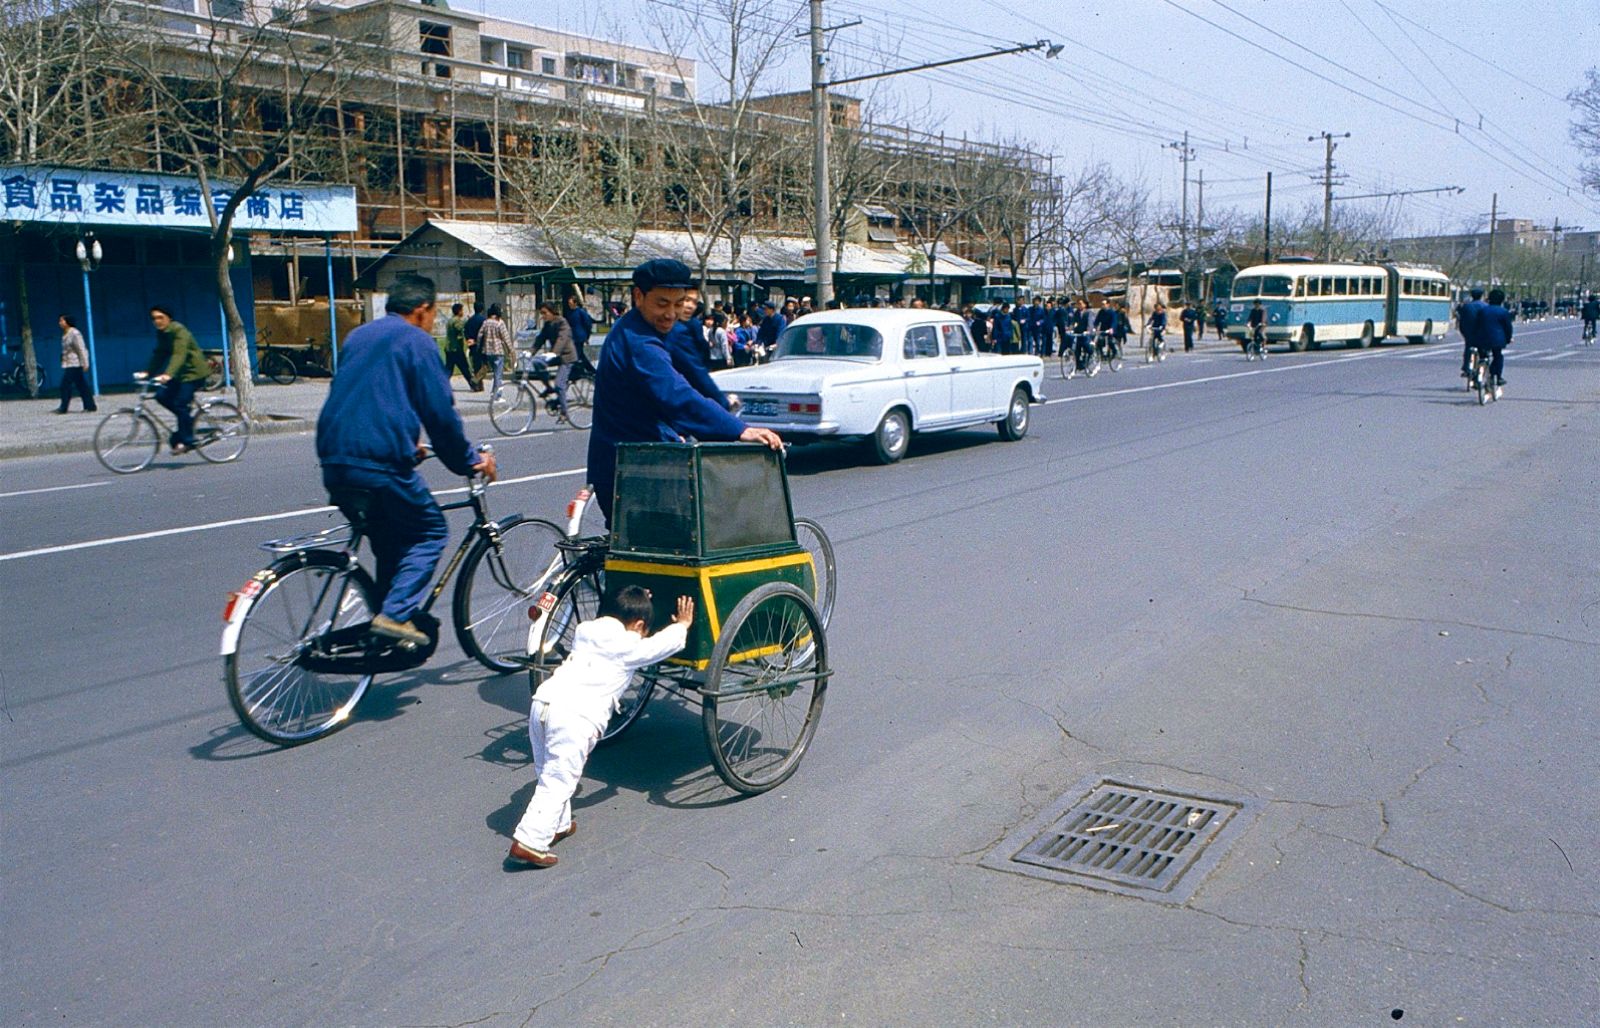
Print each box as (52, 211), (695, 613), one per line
(1581, 293), (1598, 341)
(531, 301), (578, 418)
(1247, 299), (1266, 354)
(587, 258), (782, 526)
(1469, 287), (1514, 393)
(316, 275), (497, 647)
(145, 307), (213, 452)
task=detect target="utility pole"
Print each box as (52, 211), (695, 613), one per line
(1486, 192), (1498, 287)
(808, 0), (833, 305)
(1263, 171), (1273, 264)
(1168, 132), (1194, 302)
(807, 13), (1057, 307)
(1310, 131), (1350, 260)
(1195, 168), (1205, 301)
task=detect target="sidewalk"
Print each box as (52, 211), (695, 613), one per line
(0, 377), (500, 459)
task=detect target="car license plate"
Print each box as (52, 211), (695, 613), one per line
(746, 400), (779, 417)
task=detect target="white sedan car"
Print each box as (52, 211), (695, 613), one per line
(715, 309), (1045, 463)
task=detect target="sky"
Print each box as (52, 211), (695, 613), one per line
(473, 0), (1600, 237)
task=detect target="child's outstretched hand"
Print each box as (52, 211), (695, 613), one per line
(673, 596), (695, 625)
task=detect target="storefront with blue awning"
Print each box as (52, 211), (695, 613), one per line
(1, 164), (356, 392)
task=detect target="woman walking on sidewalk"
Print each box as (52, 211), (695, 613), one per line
(55, 314), (96, 413)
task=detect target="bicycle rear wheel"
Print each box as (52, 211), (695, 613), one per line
(453, 515), (566, 673)
(259, 350), (296, 386)
(562, 377), (593, 429)
(94, 410), (159, 474)
(194, 400), (251, 463)
(793, 516), (836, 629)
(489, 383), (535, 435)
(224, 551), (377, 746)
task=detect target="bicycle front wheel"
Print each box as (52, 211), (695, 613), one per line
(453, 515), (566, 673)
(94, 410), (160, 474)
(489, 383), (535, 436)
(224, 551), (377, 746)
(195, 400), (251, 463)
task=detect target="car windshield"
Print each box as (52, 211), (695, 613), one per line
(773, 322), (883, 361)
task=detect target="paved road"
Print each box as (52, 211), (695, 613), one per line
(3, 324), (1597, 1025)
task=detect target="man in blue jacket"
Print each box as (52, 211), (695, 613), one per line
(1472, 288), (1514, 391)
(754, 300), (787, 355)
(564, 294), (594, 352)
(587, 259), (782, 525)
(992, 303), (1014, 355)
(1458, 286), (1486, 380)
(317, 275), (497, 646)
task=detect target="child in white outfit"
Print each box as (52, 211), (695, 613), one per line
(507, 586), (693, 869)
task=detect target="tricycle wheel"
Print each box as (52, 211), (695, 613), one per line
(702, 582), (827, 794)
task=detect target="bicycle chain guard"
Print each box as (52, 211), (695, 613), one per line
(296, 611), (441, 674)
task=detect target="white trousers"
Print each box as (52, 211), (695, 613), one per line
(513, 700), (601, 850)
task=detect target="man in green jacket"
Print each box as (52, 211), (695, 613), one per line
(147, 306), (212, 452)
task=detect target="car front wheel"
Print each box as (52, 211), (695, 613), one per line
(869, 408), (910, 464)
(996, 386), (1029, 441)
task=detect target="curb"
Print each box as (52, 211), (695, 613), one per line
(0, 414), (312, 460)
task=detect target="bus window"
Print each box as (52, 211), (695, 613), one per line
(1260, 276), (1293, 297)
(1232, 277), (1261, 298)
(1295, 278), (1307, 297)
(1333, 277), (1347, 295)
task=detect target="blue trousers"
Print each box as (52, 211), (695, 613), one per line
(322, 464), (449, 622)
(156, 380), (198, 446)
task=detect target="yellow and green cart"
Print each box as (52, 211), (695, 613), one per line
(528, 442), (835, 794)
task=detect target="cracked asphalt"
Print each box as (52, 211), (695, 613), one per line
(2, 326), (1597, 1025)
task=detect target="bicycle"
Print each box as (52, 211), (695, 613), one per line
(1244, 325), (1267, 361)
(525, 483), (836, 750)
(1097, 331), (1124, 373)
(490, 353), (595, 434)
(1467, 346), (1500, 405)
(0, 345), (46, 394)
(1583, 320), (1596, 345)
(1060, 335), (1100, 380)
(222, 446), (568, 745)
(93, 374), (250, 473)
(1146, 328), (1166, 363)
(256, 339), (332, 386)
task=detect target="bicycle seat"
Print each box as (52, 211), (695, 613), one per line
(327, 487), (375, 532)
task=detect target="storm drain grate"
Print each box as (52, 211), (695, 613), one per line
(982, 778), (1258, 903)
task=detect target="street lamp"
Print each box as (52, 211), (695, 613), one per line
(808, 3), (1059, 305)
(75, 235), (103, 397)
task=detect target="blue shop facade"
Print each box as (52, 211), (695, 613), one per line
(1, 164), (356, 390)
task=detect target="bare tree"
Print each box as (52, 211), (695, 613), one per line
(1055, 163), (1122, 295)
(118, 0), (375, 415)
(644, 0), (805, 292)
(0, 0), (131, 396)
(1567, 67), (1600, 194)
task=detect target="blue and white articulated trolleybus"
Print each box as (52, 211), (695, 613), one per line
(1226, 261), (1452, 351)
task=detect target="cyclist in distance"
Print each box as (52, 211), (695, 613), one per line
(1474, 287), (1514, 392)
(145, 306), (213, 452)
(1458, 287), (1486, 381)
(316, 274), (497, 647)
(1581, 292), (1598, 341)
(587, 258), (782, 526)
(1247, 299), (1266, 353)
(532, 300), (577, 418)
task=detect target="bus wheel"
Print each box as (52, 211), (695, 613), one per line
(1351, 322), (1374, 349)
(1290, 327), (1311, 353)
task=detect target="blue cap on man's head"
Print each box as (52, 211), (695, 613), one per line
(632, 258), (694, 292)
(1470, 287), (1484, 298)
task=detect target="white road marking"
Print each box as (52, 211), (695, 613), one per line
(1041, 346), (1412, 405)
(0, 481), (110, 500)
(0, 467), (585, 563)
